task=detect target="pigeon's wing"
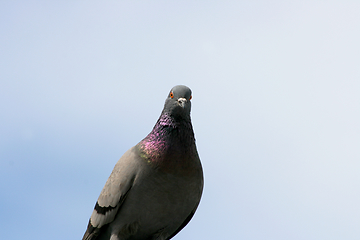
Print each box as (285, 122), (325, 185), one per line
(82, 147), (139, 240)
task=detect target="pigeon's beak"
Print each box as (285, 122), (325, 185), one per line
(177, 98), (187, 108)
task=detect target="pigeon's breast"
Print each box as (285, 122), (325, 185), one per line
(109, 155), (203, 239)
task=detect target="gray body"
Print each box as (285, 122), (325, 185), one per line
(82, 85), (203, 240)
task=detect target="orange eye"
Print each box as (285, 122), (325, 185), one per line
(189, 95), (192, 100)
(170, 92), (174, 98)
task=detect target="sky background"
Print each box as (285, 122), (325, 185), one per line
(1, 1), (360, 239)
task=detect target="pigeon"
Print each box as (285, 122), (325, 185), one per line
(82, 85), (204, 240)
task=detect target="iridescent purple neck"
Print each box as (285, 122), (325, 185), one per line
(138, 113), (195, 163)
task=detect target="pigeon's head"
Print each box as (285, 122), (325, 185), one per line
(163, 85), (192, 119)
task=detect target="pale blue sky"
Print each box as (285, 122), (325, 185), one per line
(1, 1), (360, 239)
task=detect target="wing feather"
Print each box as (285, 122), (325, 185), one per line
(82, 147), (138, 240)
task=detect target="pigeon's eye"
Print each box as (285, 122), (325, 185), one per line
(170, 92), (174, 98)
(189, 95), (192, 100)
